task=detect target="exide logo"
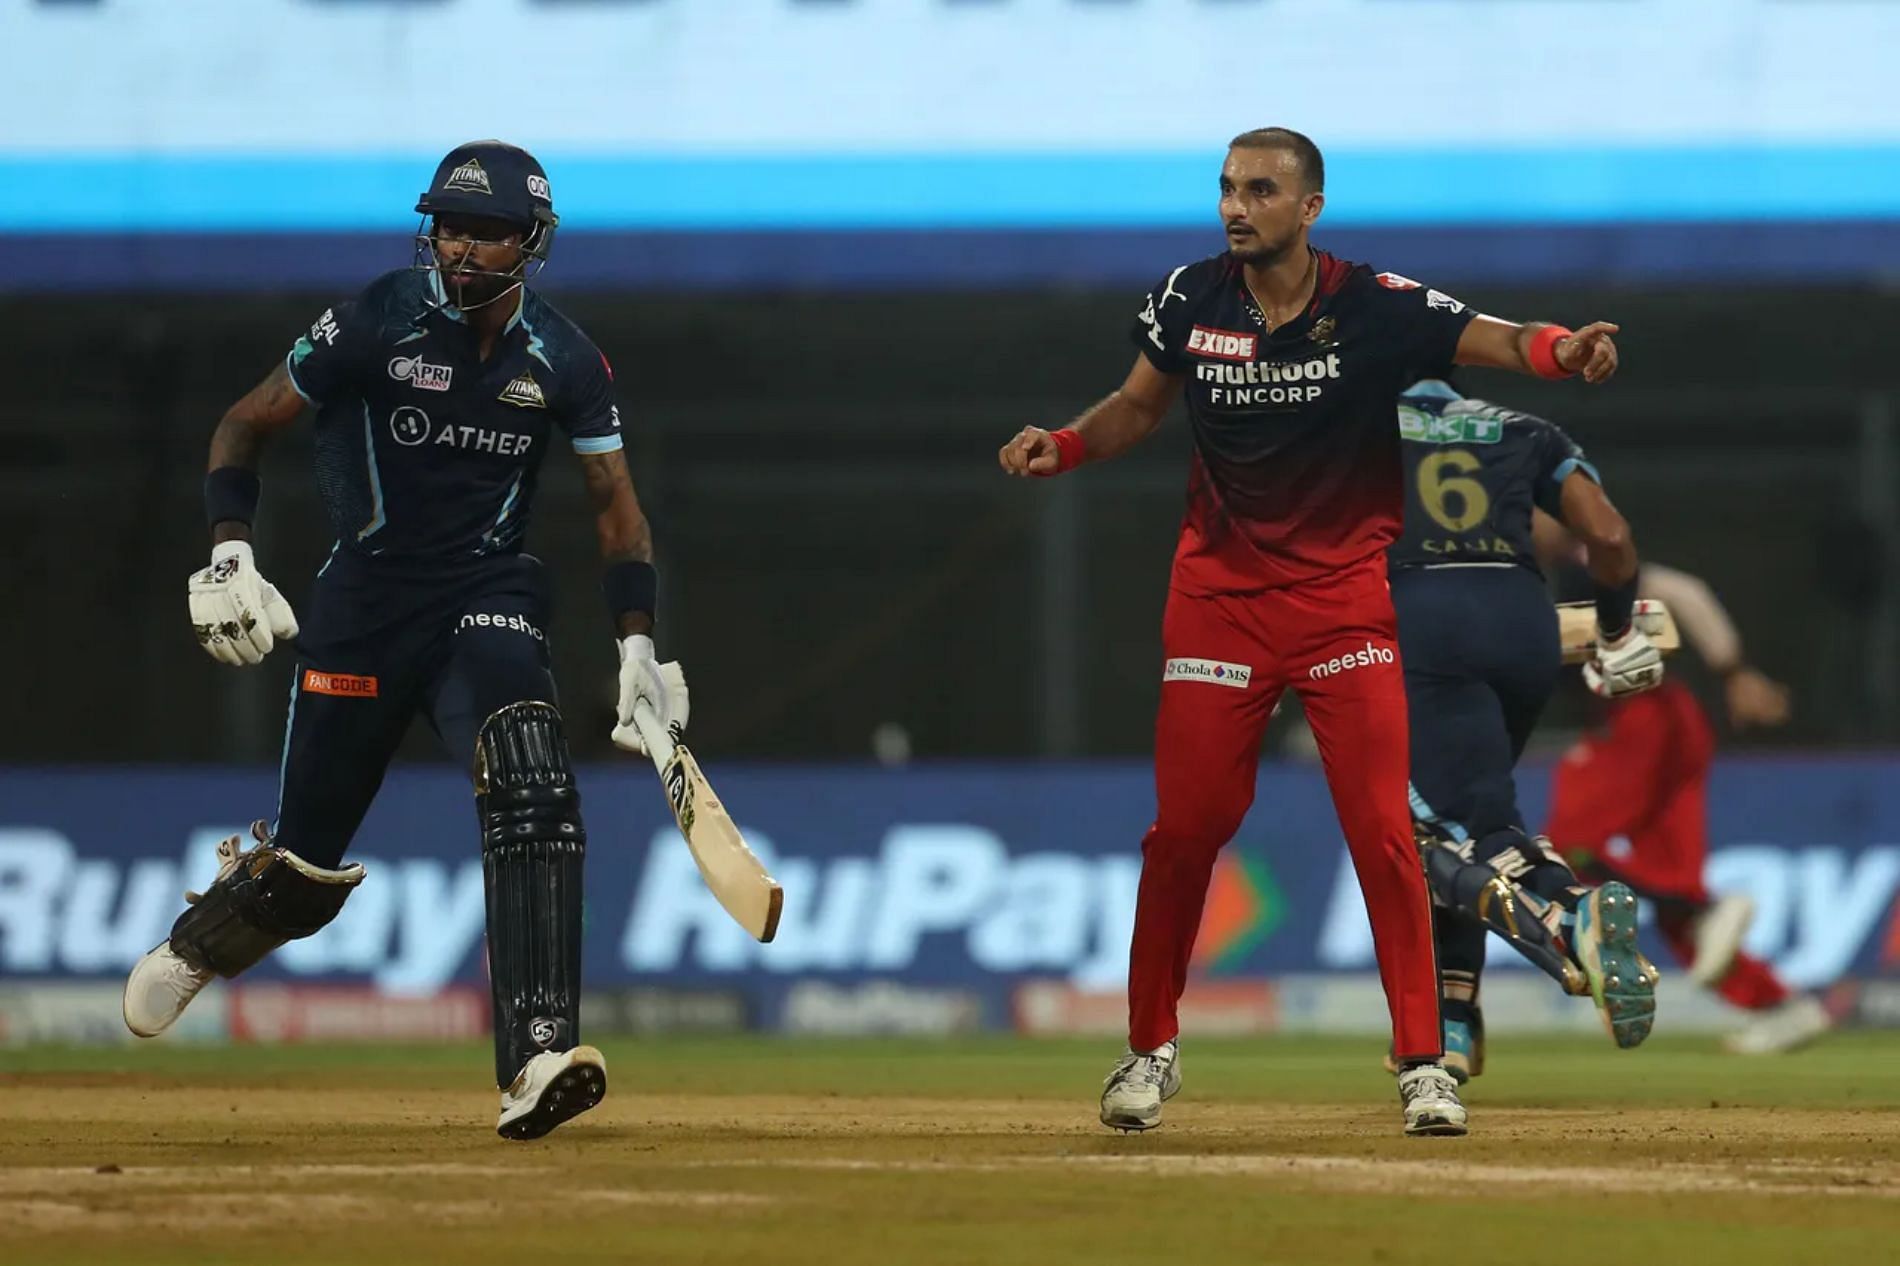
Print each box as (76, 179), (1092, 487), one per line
(1187, 325), (1257, 361)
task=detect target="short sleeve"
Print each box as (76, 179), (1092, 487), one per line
(1369, 272), (1478, 383)
(1532, 418), (1600, 518)
(558, 346), (624, 455)
(284, 299), (371, 405)
(1128, 264), (1196, 374)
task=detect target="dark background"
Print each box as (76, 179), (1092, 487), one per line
(6, 274), (1895, 763)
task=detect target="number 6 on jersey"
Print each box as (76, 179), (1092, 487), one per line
(626, 704), (783, 942)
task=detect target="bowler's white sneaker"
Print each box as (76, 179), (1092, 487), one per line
(122, 942), (213, 1038)
(497, 1046), (608, 1140)
(1397, 1063), (1468, 1137)
(1689, 893), (1756, 988)
(1723, 995), (1832, 1056)
(1099, 1040), (1180, 1131)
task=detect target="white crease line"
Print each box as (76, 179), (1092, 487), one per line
(690, 1153), (1900, 1197)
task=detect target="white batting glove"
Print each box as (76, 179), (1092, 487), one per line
(1582, 625), (1664, 699)
(611, 633), (690, 754)
(187, 541), (299, 667)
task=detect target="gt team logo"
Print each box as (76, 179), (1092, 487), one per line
(389, 355), (454, 392)
(390, 405), (432, 446)
(497, 372), (546, 409)
(1186, 326), (1258, 361)
(526, 175), (551, 201)
(309, 309), (341, 346)
(1163, 658), (1253, 689)
(1307, 640), (1396, 680)
(444, 157), (492, 195)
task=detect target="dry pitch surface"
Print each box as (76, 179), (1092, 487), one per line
(2, 1034), (1897, 1266)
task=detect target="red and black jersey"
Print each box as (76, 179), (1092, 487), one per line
(1131, 250), (1476, 593)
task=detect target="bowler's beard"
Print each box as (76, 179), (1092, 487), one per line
(1230, 228), (1300, 268)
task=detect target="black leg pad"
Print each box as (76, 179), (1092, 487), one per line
(477, 701), (587, 1089)
(170, 826), (366, 977)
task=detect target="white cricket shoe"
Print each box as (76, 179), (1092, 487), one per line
(1723, 996), (1832, 1056)
(497, 1045), (608, 1140)
(1397, 1063), (1468, 1137)
(1099, 1040), (1181, 1131)
(122, 942), (214, 1038)
(1688, 893), (1756, 988)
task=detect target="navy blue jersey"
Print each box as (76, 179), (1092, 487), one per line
(1388, 380), (1598, 572)
(285, 270), (623, 562)
(1130, 252), (1475, 592)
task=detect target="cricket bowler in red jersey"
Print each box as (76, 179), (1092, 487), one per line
(998, 128), (1622, 1137)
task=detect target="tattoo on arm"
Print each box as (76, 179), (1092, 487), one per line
(206, 362), (309, 545)
(580, 449), (654, 564)
(208, 362), (306, 472)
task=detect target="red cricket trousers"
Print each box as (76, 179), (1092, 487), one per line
(1545, 681), (1789, 1011)
(1126, 552), (1442, 1059)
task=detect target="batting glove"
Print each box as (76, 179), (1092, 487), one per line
(612, 633), (690, 754)
(1582, 625), (1664, 699)
(187, 540), (299, 667)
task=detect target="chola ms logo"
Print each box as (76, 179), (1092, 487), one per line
(1308, 641), (1396, 679)
(1163, 658), (1253, 689)
(389, 356), (453, 391)
(445, 158), (492, 195)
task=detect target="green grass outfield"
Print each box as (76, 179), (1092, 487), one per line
(3, 1033), (1898, 1266)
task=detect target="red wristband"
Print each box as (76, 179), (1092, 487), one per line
(1528, 324), (1575, 380)
(1039, 427), (1086, 476)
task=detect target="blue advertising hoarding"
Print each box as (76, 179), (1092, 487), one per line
(2, 758), (1896, 1033)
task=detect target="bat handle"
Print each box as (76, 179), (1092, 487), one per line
(618, 703), (677, 770)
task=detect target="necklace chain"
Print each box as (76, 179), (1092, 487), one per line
(1243, 251), (1317, 333)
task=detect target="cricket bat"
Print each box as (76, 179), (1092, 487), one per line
(619, 704), (783, 942)
(1557, 599), (1681, 666)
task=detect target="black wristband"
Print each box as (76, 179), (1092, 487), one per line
(1594, 573), (1638, 638)
(205, 467), (261, 530)
(603, 559), (658, 624)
